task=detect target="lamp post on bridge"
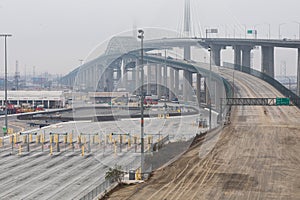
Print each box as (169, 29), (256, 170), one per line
(292, 21), (300, 40)
(279, 23), (286, 39)
(0, 34), (12, 138)
(137, 29), (145, 179)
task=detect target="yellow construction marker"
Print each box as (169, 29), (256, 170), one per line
(69, 134), (72, 144)
(105, 135), (108, 145)
(81, 145), (84, 156)
(50, 135), (53, 144)
(40, 134), (44, 143)
(36, 135), (40, 144)
(29, 134), (32, 143)
(114, 143), (117, 155)
(63, 135), (67, 144)
(54, 134), (58, 144)
(14, 134), (17, 144)
(23, 135), (27, 143)
(128, 138), (131, 147)
(69, 133), (72, 142)
(9, 135), (12, 144)
(135, 168), (141, 180)
(50, 145), (53, 155)
(109, 133), (112, 143)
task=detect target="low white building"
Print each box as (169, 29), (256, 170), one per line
(0, 90), (65, 108)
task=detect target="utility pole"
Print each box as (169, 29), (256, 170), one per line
(0, 34), (12, 137)
(138, 29), (145, 179)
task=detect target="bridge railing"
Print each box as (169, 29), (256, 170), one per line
(223, 62), (300, 109)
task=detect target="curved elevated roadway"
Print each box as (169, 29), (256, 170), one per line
(108, 67), (300, 199)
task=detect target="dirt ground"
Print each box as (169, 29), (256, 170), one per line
(105, 71), (300, 200)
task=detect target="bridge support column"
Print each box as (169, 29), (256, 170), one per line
(174, 69), (179, 97)
(169, 68), (175, 100)
(146, 65), (151, 95)
(92, 66), (96, 90)
(184, 46), (191, 61)
(163, 63), (168, 100)
(234, 46), (241, 70)
(211, 45), (222, 66)
(297, 48), (300, 96)
(156, 64), (162, 98)
(132, 67), (136, 93)
(105, 68), (114, 92)
(205, 78), (209, 105)
(261, 46), (275, 78)
(89, 68), (93, 90)
(196, 74), (202, 106)
(122, 60), (128, 90)
(135, 61), (140, 92)
(116, 68), (121, 81)
(241, 46), (252, 72)
(183, 45), (192, 102)
(183, 70), (192, 102)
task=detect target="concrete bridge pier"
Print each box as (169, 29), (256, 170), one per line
(156, 64), (162, 98)
(196, 74), (202, 106)
(174, 69), (179, 98)
(241, 46), (252, 70)
(92, 66), (97, 90)
(147, 65), (151, 95)
(234, 46), (241, 70)
(210, 45), (222, 66)
(116, 68), (121, 81)
(297, 48), (300, 95)
(204, 78), (209, 105)
(261, 46), (275, 78)
(169, 67), (175, 100)
(83, 70), (87, 89)
(114, 68), (122, 90)
(122, 60), (128, 90)
(104, 68), (114, 92)
(135, 61), (140, 92)
(183, 70), (193, 102)
(163, 63), (168, 99)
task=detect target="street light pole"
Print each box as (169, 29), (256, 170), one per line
(138, 29), (144, 179)
(293, 21), (300, 40)
(78, 59), (84, 65)
(267, 23), (271, 39)
(242, 24), (247, 38)
(208, 46), (212, 130)
(0, 34), (12, 137)
(279, 23), (286, 39)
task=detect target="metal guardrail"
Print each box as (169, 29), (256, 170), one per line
(78, 156), (142, 200)
(151, 135), (169, 152)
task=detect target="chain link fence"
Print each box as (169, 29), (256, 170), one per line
(78, 178), (117, 200)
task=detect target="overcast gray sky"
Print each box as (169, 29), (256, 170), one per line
(0, 0), (299, 76)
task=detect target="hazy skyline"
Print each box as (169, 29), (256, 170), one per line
(0, 0), (299, 76)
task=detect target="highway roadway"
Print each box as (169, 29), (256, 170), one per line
(107, 67), (300, 199)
